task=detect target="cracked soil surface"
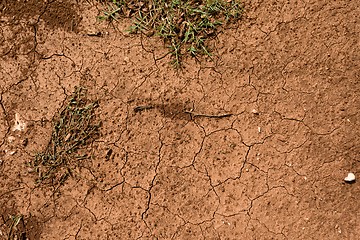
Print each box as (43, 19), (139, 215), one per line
(1, 0), (360, 239)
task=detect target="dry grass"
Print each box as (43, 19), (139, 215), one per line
(30, 87), (101, 186)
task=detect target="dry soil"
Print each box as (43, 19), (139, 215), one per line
(0, 0), (359, 239)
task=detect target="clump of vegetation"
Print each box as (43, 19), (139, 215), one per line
(31, 87), (101, 186)
(99, 0), (243, 66)
(7, 214), (25, 240)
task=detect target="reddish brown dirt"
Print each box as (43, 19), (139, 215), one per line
(1, 0), (360, 239)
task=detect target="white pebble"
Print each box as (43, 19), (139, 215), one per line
(344, 172), (355, 182)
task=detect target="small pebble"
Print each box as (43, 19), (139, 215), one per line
(344, 172), (355, 183)
(251, 109), (259, 115)
(8, 150), (16, 155)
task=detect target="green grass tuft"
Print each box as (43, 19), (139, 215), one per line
(99, 0), (243, 66)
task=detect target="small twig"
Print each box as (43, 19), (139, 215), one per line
(87, 32), (102, 37)
(133, 105), (154, 112)
(184, 110), (233, 118)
